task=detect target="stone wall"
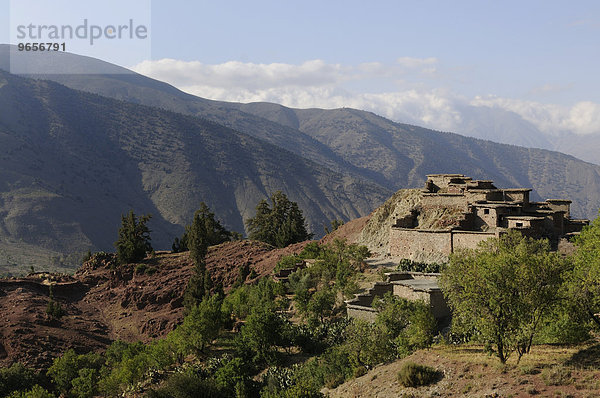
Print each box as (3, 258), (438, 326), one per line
(392, 284), (431, 302)
(452, 231), (496, 251)
(391, 282), (451, 320)
(389, 229), (452, 261)
(389, 228), (496, 260)
(346, 305), (378, 322)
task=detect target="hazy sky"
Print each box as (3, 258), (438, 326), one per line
(2, 0), (600, 136)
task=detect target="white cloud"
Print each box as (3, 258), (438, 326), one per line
(471, 96), (600, 135)
(132, 59), (347, 90)
(130, 58), (600, 137)
(396, 56), (438, 69)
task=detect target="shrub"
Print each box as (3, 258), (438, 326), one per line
(46, 350), (103, 395)
(146, 372), (225, 398)
(6, 384), (54, 398)
(541, 366), (572, 386)
(134, 263), (147, 274)
(0, 363), (41, 397)
(397, 362), (441, 387)
(46, 285), (64, 320)
(397, 259), (443, 273)
(275, 255), (302, 272)
(45, 300), (64, 320)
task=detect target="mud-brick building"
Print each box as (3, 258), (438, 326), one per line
(389, 174), (588, 261)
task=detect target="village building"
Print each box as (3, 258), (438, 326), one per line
(389, 174), (588, 260)
(346, 174), (589, 325)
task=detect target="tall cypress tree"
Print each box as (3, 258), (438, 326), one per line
(114, 211), (152, 264)
(246, 191), (313, 248)
(183, 203), (231, 310)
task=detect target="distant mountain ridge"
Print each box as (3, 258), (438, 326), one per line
(1, 45), (599, 272)
(0, 69), (389, 272)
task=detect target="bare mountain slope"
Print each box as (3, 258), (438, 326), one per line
(0, 70), (389, 272)
(4, 46), (599, 220)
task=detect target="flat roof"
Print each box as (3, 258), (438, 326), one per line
(501, 188), (532, 192)
(392, 279), (440, 292)
(545, 199), (572, 203)
(427, 174), (466, 177)
(473, 202), (522, 208)
(505, 216), (545, 221)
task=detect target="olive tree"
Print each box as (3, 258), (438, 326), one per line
(568, 212), (600, 327)
(440, 230), (568, 363)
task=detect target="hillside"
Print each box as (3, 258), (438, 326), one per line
(236, 104), (600, 219)
(325, 342), (600, 397)
(5, 46), (599, 220)
(0, 70), (389, 272)
(0, 241), (308, 369)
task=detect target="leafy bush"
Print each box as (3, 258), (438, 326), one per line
(0, 363), (41, 397)
(397, 259), (444, 273)
(274, 255), (302, 272)
(86, 252), (115, 269)
(171, 294), (223, 354)
(237, 306), (291, 365)
(6, 384), (54, 398)
(374, 293), (436, 354)
(397, 362), (441, 387)
(147, 372), (225, 398)
(541, 366), (572, 386)
(299, 242), (324, 259)
(70, 368), (98, 398)
(134, 263), (147, 274)
(46, 350), (103, 396)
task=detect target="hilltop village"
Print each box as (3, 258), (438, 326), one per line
(388, 174), (588, 261)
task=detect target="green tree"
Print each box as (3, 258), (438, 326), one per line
(306, 288), (336, 325)
(238, 306), (288, 364)
(374, 293), (435, 354)
(46, 285), (64, 321)
(71, 368), (98, 398)
(0, 363), (41, 398)
(6, 385), (55, 398)
(187, 203), (231, 264)
(183, 203), (230, 310)
(246, 192), (313, 248)
(568, 212), (600, 327)
(172, 294), (223, 354)
(440, 230), (569, 363)
(46, 350), (103, 396)
(114, 211), (152, 264)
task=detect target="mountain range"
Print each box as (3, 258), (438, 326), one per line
(1, 44), (599, 272)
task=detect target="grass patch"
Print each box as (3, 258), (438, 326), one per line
(520, 365), (541, 375)
(397, 362), (442, 388)
(541, 365), (572, 386)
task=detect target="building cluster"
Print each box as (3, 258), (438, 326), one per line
(389, 174), (588, 260)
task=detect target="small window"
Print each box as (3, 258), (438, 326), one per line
(516, 222), (523, 227)
(483, 209), (490, 215)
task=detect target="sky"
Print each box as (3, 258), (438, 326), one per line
(2, 0), (600, 137)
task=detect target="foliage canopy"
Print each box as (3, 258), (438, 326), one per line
(247, 191), (313, 248)
(114, 211), (152, 264)
(440, 230), (569, 363)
